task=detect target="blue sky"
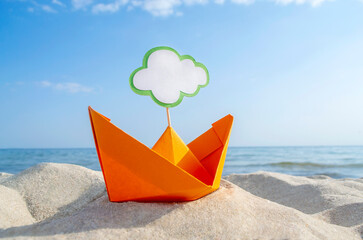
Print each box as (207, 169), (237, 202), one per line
(1, 0), (363, 148)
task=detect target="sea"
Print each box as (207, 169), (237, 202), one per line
(0, 146), (362, 179)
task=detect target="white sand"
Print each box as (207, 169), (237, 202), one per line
(0, 173), (12, 184)
(224, 172), (363, 238)
(0, 163), (362, 239)
(1, 163), (105, 221)
(224, 172), (363, 215)
(0, 185), (34, 229)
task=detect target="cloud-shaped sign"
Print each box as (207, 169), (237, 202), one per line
(130, 46), (209, 108)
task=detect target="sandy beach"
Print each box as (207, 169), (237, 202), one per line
(0, 163), (362, 239)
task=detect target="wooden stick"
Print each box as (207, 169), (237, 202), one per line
(166, 108), (171, 127)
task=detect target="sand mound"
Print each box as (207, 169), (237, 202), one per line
(224, 171), (363, 238)
(316, 202), (363, 227)
(1, 163), (105, 221)
(0, 185), (34, 229)
(224, 171), (363, 215)
(355, 224), (363, 238)
(0, 164), (361, 239)
(0, 173), (12, 183)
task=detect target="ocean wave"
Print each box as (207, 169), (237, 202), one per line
(226, 161), (363, 168)
(270, 162), (363, 168)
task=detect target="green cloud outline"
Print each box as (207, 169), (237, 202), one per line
(129, 46), (210, 108)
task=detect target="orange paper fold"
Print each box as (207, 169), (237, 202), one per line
(89, 106), (233, 202)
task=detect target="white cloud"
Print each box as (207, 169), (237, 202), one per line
(72, 0), (93, 9)
(28, 1), (57, 13)
(55, 82), (93, 93)
(142, 0), (181, 16)
(16, 0), (338, 16)
(214, 0), (224, 4)
(274, 0), (330, 7)
(135, 0), (331, 15)
(39, 81), (93, 93)
(52, 0), (65, 6)
(132, 49), (208, 105)
(230, 0), (254, 4)
(184, 0), (208, 6)
(131, 0), (143, 5)
(40, 81), (52, 87)
(41, 4), (57, 12)
(92, 0), (128, 13)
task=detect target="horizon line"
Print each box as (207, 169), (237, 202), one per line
(1, 145), (363, 150)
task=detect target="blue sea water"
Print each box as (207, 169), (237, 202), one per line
(0, 146), (362, 178)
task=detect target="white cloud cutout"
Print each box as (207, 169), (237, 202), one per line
(39, 81), (93, 93)
(132, 49), (208, 105)
(92, 0), (128, 13)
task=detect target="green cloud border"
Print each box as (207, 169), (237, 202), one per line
(129, 46), (210, 108)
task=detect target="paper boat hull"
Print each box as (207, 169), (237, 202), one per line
(89, 107), (233, 202)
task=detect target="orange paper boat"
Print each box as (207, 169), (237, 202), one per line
(89, 106), (233, 202)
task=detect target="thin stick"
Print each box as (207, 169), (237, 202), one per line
(166, 108), (171, 127)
